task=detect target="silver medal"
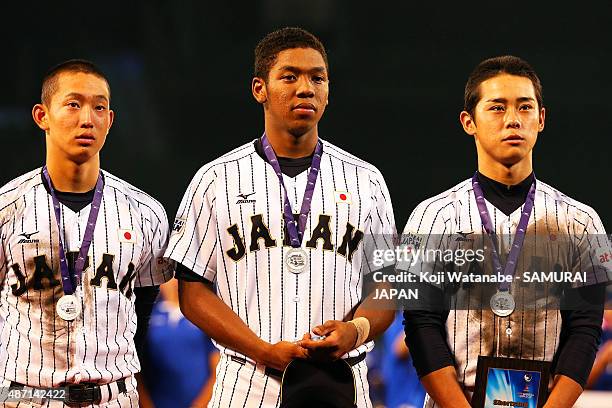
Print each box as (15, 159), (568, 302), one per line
(490, 291), (515, 317)
(56, 294), (81, 321)
(285, 248), (309, 274)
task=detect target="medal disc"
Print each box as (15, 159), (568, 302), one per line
(285, 248), (309, 274)
(56, 294), (81, 321)
(490, 291), (515, 317)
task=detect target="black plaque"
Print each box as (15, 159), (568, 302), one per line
(471, 356), (551, 408)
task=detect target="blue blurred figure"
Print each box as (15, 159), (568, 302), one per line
(381, 313), (426, 408)
(140, 279), (220, 408)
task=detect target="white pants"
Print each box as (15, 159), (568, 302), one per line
(208, 354), (372, 408)
(0, 377), (139, 408)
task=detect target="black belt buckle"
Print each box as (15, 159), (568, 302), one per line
(64, 383), (101, 405)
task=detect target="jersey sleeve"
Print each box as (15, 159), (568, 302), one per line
(164, 166), (218, 282)
(571, 206), (612, 287)
(401, 200), (456, 375)
(363, 169), (397, 274)
(396, 198), (453, 285)
(134, 203), (174, 287)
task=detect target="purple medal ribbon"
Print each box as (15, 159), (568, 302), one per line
(261, 134), (323, 247)
(471, 172), (536, 292)
(43, 166), (104, 295)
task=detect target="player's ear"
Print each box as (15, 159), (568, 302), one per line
(252, 77), (267, 104)
(107, 109), (115, 132)
(460, 111), (476, 136)
(538, 106), (545, 132)
(32, 104), (50, 131)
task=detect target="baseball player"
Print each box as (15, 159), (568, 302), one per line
(0, 60), (173, 407)
(400, 55), (611, 408)
(165, 27), (396, 407)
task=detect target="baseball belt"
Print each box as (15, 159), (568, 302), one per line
(10, 378), (127, 405)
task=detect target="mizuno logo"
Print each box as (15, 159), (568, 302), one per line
(236, 192), (256, 204)
(18, 231), (40, 244)
(456, 231), (474, 242)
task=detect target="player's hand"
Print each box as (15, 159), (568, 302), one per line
(298, 320), (358, 361)
(258, 341), (308, 371)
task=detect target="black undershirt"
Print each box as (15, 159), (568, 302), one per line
(41, 173), (95, 213)
(404, 172), (604, 389)
(476, 171), (535, 216)
(40, 171), (159, 358)
(253, 138), (313, 177)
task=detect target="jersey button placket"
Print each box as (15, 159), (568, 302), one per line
(288, 272), (302, 342)
(286, 174), (302, 342)
(505, 319), (513, 337)
(73, 214), (88, 374)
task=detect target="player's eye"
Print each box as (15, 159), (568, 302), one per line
(489, 105), (504, 111)
(519, 104), (533, 111)
(282, 74), (297, 81)
(67, 102), (80, 109)
(95, 105), (107, 111)
(312, 76), (325, 84)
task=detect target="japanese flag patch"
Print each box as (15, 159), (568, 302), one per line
(335, 191), (351, 204)
(118, 229), (137, 244)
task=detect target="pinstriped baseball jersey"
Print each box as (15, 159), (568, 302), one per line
(0, 168), (173, 387)
(399, 177), (612, 399)
(165, 138), (395, 358)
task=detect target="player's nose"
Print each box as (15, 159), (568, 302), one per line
(296, 77), (315, 98)
(80, 106), (94, 128)
(504, 108), (521, 129)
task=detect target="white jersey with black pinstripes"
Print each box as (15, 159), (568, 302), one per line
(165, 138), (396, 407)
(399, 177), (612, 407)
(0, 168), (173, 387)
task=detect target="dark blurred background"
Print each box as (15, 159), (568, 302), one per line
(2, 1), (611, 230)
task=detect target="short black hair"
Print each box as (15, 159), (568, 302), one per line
(41, 59), (110, 106)
(254, 27), (328, 80)
(464, 55), (543, 118)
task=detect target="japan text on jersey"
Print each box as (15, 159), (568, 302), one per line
(165, 139), (396, 360)
(0, 169), (173, 387)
